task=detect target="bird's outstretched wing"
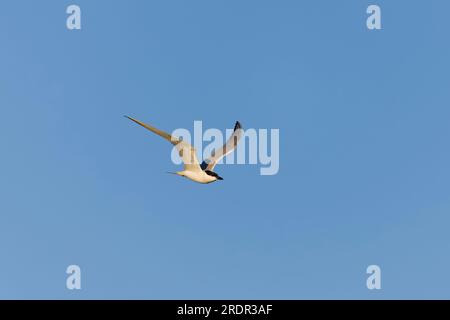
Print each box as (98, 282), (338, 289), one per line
(201, 121), (243, 171)
(125, 116), (202, 172)
(125, 116), (177, 144)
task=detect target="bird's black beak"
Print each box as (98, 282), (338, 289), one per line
(218, 177), (224, 180)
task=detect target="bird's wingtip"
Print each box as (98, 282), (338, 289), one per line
(124, 115), (137, 122)
(234, 121), (242, 131)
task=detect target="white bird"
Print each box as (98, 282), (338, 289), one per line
(125, 116), (243, 184)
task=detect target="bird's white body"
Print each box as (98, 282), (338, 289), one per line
(126, 116), (243, 184)
(177, 171), (218, 184)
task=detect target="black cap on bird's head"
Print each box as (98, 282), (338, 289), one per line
(205, 170), (224, 181)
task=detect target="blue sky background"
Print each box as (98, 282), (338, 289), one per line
(1, 0), (449, 299)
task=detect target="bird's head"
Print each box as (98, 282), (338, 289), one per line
(205, 170), (224, 181)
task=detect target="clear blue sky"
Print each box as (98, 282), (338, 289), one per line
(1, 0), (449, 299)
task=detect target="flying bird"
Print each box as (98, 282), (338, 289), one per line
(125, 116), (243, 184)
